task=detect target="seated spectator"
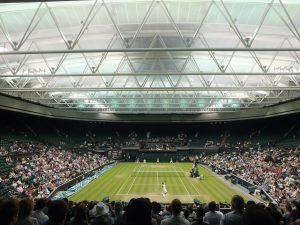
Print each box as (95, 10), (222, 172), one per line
(90, 202), (113, 225)
(243, 205), (275, 225)
(0, 199), (19, 225)
(220, 195), (244, 225)
(203, 201), (223, 225)
(32, 199), (48, 225)
(290, 200), (300, 224)
(191, 207), (208, 225)
(17, 199), (38, 225)
(161, 199), (190, 225)
(70, 203), (89, 225)
(124, 198), (152, 225)
(151, 201), (163, 225)
(2, 146), (109, 199)
(265, 203), (282, 225)
(45, 200), (68, 225)
(114, 201), (125, 225)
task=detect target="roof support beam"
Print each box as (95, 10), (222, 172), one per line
(0, 48), (299, 55)
(1, 72), (300, 77)
(24, 96), (293, 100)
(1, 87), (300, 92)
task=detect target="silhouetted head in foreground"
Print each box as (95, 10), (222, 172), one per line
(124, 198), (152, 225)
(48, 200), (68, 225)
(243, 205), (276, 225)
(171, 199), (183, 216)
(0, 199), (19, 225)
(231, 195), (245, 212)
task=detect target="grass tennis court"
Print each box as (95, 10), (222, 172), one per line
(69, 163), (250, 203)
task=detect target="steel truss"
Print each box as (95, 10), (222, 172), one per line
(0, 0), (300, 113)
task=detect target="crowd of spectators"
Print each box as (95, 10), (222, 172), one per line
(126, 132), (190, 150)
(1, 195), (300, 225)
(201, 148), (300, 205)
(0, 143), (109, 199)
(0, 141), (45, 156)
(73, 131), (190, 151)
(75, 132), (122, 151)
(77, 137), (121, 151)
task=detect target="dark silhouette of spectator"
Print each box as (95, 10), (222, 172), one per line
(151, 201), (163, 225)
(32, 198), (49, 225)
(70, 204), (89, 225)
(282, 203), (292, 223)
(124, 198), (152, 225)
(220, 195), (244, 225)
(161, 199), (190, 225)
(17, 199), (38, 225)
(243, 205), (275, 225)
(265, 204), (282, 225)
(245, 201), (255, 209)
(45, 200), (68, 225)
(114, 201), (125, 225)
(203, 201), (223, 225)
(0, 199), (19, 225)
(192, 207), (208, 225)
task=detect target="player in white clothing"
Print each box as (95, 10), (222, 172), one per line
(162, 181), (168, 197)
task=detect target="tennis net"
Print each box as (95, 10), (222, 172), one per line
(131, 170), (186, 177)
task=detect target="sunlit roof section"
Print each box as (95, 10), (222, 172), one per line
(0, 0), (299, 114)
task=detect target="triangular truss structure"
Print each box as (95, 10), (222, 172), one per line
(0, 0), (300, 113)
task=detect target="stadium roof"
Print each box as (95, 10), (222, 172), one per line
(0, 0), (300, 114)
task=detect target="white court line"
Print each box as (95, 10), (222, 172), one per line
(126, 165), (142, 194)
(116, 165), (139, 195)
(171, 165), (191, 195)
(178, 166), (201, 196)
(115, 194), (200, 196)
(134, 184), (178, 186)
(156, 171), (160, 192)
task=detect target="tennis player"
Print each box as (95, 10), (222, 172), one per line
(162, 181), (168, 197)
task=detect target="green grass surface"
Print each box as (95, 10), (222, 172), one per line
(69, 162), (249, 203)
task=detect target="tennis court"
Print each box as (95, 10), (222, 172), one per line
(69, 162), (250, 203)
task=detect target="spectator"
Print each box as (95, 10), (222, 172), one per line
(184, 209), (190, 221)
(290, 200), (300, 223)
(32, 199), (49, 225)
(70, 204), (89, 225)
(161, 199), (190, 225)
(191, 207), (208, 225)
(0, 199), (19, 225)
(124, 198), (152, 225)
(265, 204), (282, 225)
(90, 202), (113, 225)
(114, 201), (125, 225)
(203, 201), (223, 225)
(202, 148), (300, 204)
(2, 145), (109, 199)
(243, 205), (275, 225)
(220, 195), (244, 225)
(151, 201), (163, 225)
(17, 199), (38, 225)
(45, 200), (68, 225)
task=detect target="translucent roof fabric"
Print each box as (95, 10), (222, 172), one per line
(0, 0), (299, 113)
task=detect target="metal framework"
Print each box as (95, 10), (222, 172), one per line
(0, 0), (300, 114)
